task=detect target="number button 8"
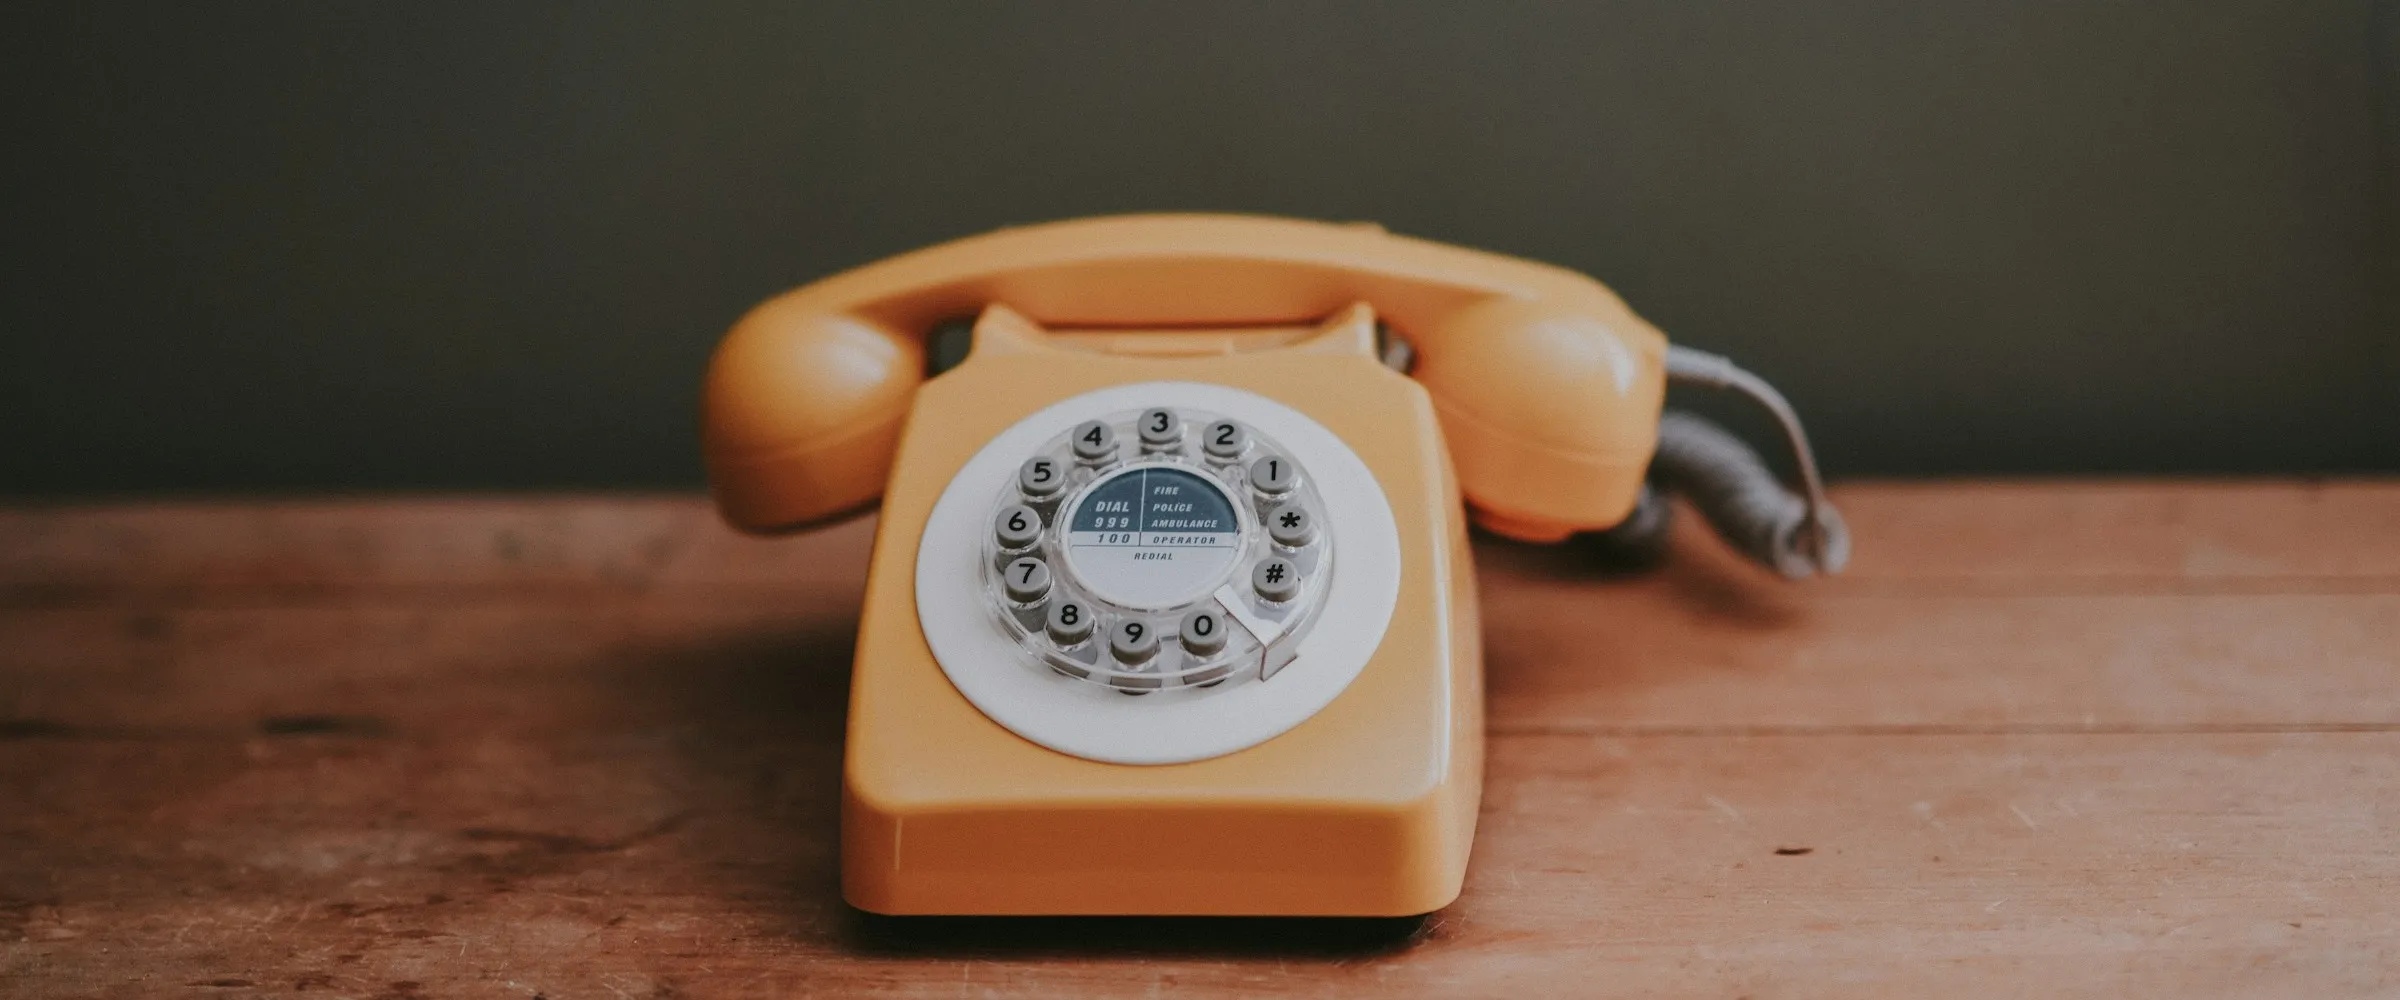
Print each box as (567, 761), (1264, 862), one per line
(1045, 600), (1094, 644)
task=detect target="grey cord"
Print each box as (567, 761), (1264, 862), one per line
(1656, 346), (1849, 577)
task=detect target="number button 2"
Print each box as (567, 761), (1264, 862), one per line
(1201, 420), (1248, 459)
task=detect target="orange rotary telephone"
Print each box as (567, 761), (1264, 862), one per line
(703, 214), (1845, 917)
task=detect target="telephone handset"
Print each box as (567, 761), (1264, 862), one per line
(702, 215), (1845, 917)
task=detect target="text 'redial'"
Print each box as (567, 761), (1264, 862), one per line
(1061, 465), (1243, 609)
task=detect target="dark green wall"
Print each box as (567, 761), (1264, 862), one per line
(5, 3), (2394, 493)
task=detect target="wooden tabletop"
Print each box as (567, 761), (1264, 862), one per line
(4, 482), (2396, 997)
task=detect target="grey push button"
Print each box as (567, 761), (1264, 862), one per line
(1252, 557), (1301, 602)
(1266, 502), (1316, 548)
(1179, 608), (1227, 656)
(1136, 408), (1182, 449)
(1201, 420), (1249, 459)
(1071, 420), (1117, 462)
(1249, 453), (1297, 496)
(1018, 456), (1066, 499)
(994, 504), (1042, 550)
(1002, 556), (1051, 603)
(1046, 599), (1095, 644)
(1108, 617), (1160, 663)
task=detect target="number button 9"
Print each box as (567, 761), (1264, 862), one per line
(1109, 617), (1159, 663)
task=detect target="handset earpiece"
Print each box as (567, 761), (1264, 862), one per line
(1408, 295), (1668, 544)
(703, 295), (927, 532)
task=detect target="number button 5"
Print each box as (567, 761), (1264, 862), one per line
(1018, 457), (1063, 499)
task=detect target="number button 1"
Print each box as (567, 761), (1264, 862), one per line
(1249, 453), (1297, 496)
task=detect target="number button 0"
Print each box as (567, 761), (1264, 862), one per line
(1071, 420), (1117, 462)
(1179, 608), (1227, 656)
(1017, 456), (1064, 499)
(1002, 557), (1051, 604)
(1137, 408), (1181, 448)
(1045, 599), (1094, 644)
(994, 504), (1042, 550)
(1109, 617), (1159, 663)
(1201, 420), (1249, 459)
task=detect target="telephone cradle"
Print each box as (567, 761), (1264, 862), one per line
(701, 214), (1847, 917)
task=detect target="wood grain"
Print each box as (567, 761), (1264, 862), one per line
(3, 481), (2396, 997)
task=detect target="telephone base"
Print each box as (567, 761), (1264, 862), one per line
(837, 310), (1483, 917)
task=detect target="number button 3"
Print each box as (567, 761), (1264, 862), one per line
(1137, 408), (1181, 449)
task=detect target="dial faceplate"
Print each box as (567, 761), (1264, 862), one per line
(916, 381), (1401, 765)
(979, 403), (1333, 697)
(1061, 464), (1245, 610)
